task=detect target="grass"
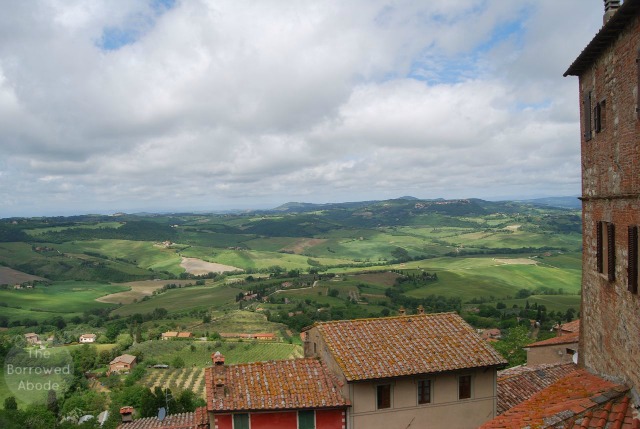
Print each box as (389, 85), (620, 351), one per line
(110, 283), (243, 317)
(0, 281), (128, 322)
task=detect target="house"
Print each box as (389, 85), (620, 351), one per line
(481, 1), (640, 426)
(161, 331), (178, 340)
(524, 322), (579, 366)
(479, 328), (501, 342)
(205, 352), (349, 429)
(303, 312), (507, 429)
(79, 333), (96, 343)
(109, 354), (137, 375)
(24, 332), (39, 345)
(177, 332), (193, 339)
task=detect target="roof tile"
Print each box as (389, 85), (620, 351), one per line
(312, 312), (506, 381)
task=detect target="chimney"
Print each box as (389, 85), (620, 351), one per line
(212, 351), (226, 399)
(120, 406), (134, 423)
(604, 0), (621, 24)
(417, 305), (424, 314)
(398, 307), (406, 316)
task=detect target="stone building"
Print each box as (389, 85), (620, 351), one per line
(563, 0), (640, 392)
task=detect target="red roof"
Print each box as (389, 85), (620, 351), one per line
(497, 363), (578, 414)
(117, 407), (208, 429)
(310, 312), (506, 381)
(558, 319), (580, 334)
(527, 331), (580, 348)
(479, 369), (637, 428)
(206, 358), (349, 412)
(110, 354), (137, 365)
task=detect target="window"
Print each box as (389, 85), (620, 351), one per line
(594, 99), (606, 133)
(417, 379), (432, 404)
(458, 375), (472, 400)
(376, 384), (391, 409)
(584, 90), (592, 141)
(629, 226), (638, 294)
(298, 410), (315, 429)
(597, 221), (615, 281)
(636, 48), (640, 118)
(233, 413), (249, 429)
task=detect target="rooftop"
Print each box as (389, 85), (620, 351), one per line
(497, 363), (578, 415)
(527, 331), (580, 348)
(479, 369), (637, 428)
(558, 319), (580, 334)
(110, 354), (137, 365)
(310, 312), (507, 382)
(206, 358), (349, 412)
(117, 407), (208, 429)
(564, 0), (640, 76)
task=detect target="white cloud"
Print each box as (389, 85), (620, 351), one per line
(0, 0), (604, 216)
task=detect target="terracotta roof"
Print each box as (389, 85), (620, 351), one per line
(527, 332), (580, 348)
(558, 319), (580, 334)
(177, 332), (192, 338)
(479, 369), (637, 429)
(497, 363), (578, 414)
(564, 0), (640, 76)
(310, 312), (506, 381)
(110, 354), (137, 365)
(117, 407), (208, 429)
(206, 358), (349, 412)
(162, 332), (179, 337)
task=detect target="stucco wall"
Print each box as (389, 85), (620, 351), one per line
(348, 368), (497, 429)
(526, 343), (578, 366)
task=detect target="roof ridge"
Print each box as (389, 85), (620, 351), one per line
(313, 311), (457, 326)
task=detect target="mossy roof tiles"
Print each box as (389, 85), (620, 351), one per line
(313, 312), (507, 382)
(205, 358), (349, 412)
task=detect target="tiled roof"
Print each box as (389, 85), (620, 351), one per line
(111, 354), (137, 365)
(206, 358), (349, 412)
(117, 407), (208, 429)
(479, 369), (637, 429)
(558, 319), (580, 334)
(527, 332), (580, 348)
(311, 312), (506, 381)
(497, 363), (578, 414)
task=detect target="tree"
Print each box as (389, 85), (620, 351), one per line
(493, 325), (531, 367)
(4, 396), (17, 410)
(46, 390), (58, 416)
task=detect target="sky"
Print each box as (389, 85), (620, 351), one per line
(0, 0), (605, 217)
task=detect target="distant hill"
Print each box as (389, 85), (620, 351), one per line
(517, 196), (581, 209)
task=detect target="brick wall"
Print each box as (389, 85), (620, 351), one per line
(578, 12), (640, 390)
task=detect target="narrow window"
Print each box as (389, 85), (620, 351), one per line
(458, 375), (472, 400)
(298, 410), (315, 429)
(233, 413), (249, 429)
(597, 221), (616, 281)
(417, 379), (432, 404)
(584, 90), (592, 140)
(636, 48), (640, 118)
(594, 99), (606, 133)
(628, 226), (638, 293)
(377, 384), (392, 409)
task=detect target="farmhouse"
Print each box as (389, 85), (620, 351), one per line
(303, 312), (506, 429)
(205, 352), (349, 429)
(24, 332), (39, 345)
(79, 333), (96, 343)
(109, 354), (137, 376)
(161, 331), (192, 340)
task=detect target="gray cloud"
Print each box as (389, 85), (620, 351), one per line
(0, 0), (603, 216)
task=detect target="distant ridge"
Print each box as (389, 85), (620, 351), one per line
(517, 196), (581, 209)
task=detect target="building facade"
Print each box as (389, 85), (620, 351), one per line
(303, 312), (506, 429)
(564, 0), (640, 391)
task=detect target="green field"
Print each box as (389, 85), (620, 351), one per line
(0, 281), (128, 322)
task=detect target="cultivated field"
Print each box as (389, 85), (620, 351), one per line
(0, 266), (46, 285)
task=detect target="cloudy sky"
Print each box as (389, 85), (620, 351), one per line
(0, 0), (604, 217)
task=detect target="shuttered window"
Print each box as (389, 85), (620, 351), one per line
(584, 91), (592, 140)
(298, 410), (315, 429)
(233, 414), (249, 429)
(629, 226), (638, 293)
(597, 221), (616, 281)
(377, 384), (391, 409)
